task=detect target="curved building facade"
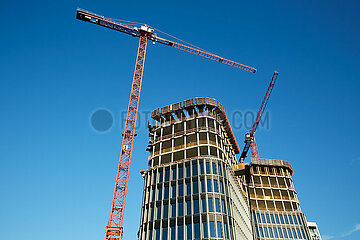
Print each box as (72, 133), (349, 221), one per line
(137, 97), (252, 240)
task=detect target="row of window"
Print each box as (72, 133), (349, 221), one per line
(254, 212), (303, 226)
(147, 220), (232, 240)
(151, 160), (226, 185)
(256, 226), (307, 239)
(148, 196), (231, 221)
(150, 177), (229, 202)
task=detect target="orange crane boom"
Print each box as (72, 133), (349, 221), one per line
(76, 8), (256, 240)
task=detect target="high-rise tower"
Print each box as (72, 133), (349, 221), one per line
(137, 97), (252, 240)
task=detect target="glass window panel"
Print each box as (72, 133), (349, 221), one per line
(165, 169), (170, 181)
(155, 227), (160, 240)
(186, 200), (191, 215)
(259, 227), (264, 238)
(298, 215), (303, 225)
(164, 186), (169, 199)
(152, 187), (156, 202)
(270, 214), (275, 224)
(224, 222), (229, 239)
(186, 223), (192, 240)
(207, 179), (212, 192)
(202, 222), (208, 238)
(193, 199), (199, 214)
(269, 227), (273, 238)
(186, 165), (191, 178)
(280, 214), (284, 224)
(210, 221), (216, 238)
(224, 181), (228, 195)
(215, 198), (220, 212)
(178, 183), (183, 197)
(275, 214), (280, 224)
(162, 227), (168, 240)
(289, 214), (293, 224)
(266, 214), (271, 223)
(159, 170), (163, 183)
(171, 184), (176, 198)
(171, 203), (176, 218)
(293, 228), (298, 239)
(296, 229), (302, 239)
(208, 198), (214, 212)
(156, 205), (161, 220)
(172, 168), (176, 180)
(194, 222), (200, 239)
(201, 198), (207, 213)
(206, 162), (211, 174)
(170, 226), (175, 240)
(261, 214), (266, 223)
(301, 228), (306, 239)
(257, 213), (261, 223)
(193, 180), (199, 194)
(278, 228), (283, 238)
(217, 221), (223, 238)
(178, 225), (183, 240)
(214, 179), (219, 192)
(178, 201), (183, 216)
(293, 215), (298, 225)
(212, 162), (217, 174)
(157, 186), (162, 200)
(256, 227), (259, 237)
(163, 204), (168, 219)
(283, 228), (288, 238)
(201, 179), (206, 193)
(179, 166), (183, 179)
(192, 162), (198, 176)
(153, 172), (157, 185)
(219, 180), (224, 194)
(149, 229), (153, 240)
(284, 215), (289, 224)
(186, 182), (191, 195)
(218, 164), (223, 176)
(150, 206), (154, 221)
(221, 199), (226, 214)
(200, 161), (205, 174)
(287, 228), (292, 238)
(273, 227), (278, 238)
(264, 227), (269, 238)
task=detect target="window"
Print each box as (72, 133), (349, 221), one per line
(193, 180), (199, 194)
(219, 180), (224, 194)
(259, 227), (264, 238)
(194, 222), (200, 239)
(186, 182), (191, 195)
(192, 162), (198, 176)
(163, 204), (168, 219)
(149, 229), (153, 240)
(218, 164), (223, 176)
(217, 221), (223, 238)
(208, 198), (214, 212)
(221, 199), (226, 214)
(186, 200), (191, 215)
(289, 214), (293, 224)
(215, 198), (220, 212)
(296, 228), (302, 239)
(178, 225), (183, 240)
(224, 222), (229, 239)
(193, 199), (199, 214)
(157, 186), (162, 200)
(186, 164), (191, 178)
(200, 161), (205, 174)
(283, 228), (288, 238)
(179, 166), (183, 179)
(152, 186), (156, 202)
(165, 168), (170, 181)
(201, 179), (206, 193)
(155, 227), (160, 240)
(170, 226), (175, 240)
(212, 163), (217, 174)
(150, 206), (154, 221)
(171, 184), (176, 198)
(172, 168), (177, 180)
(156, 205), (161, 220)
(266, 214), (270, 223)
(284, 215), (289, 224)
(162, 227), (168, 240)
(261, 214), (266, 223)
(301, 228), (306, 239)
(201, 198), (207, 213)
(293, 215), (298, 225)
(164, 186), (169, 199)
(171, 203), (176, 218)
(278, 228), (283, 238)
(269, 227), (273, 238)
(264, 227), (269, 238)
(186, 223), (192, 240)
(202, 222), (208, 238)
(257, 213), (261, 223)
(280, 214), (284, 224)
(206, 162), (211, 174)
(159, 170), (163, 182)
(275, 214), (280, 224)
(292, 228), (298, 239)
(273, 227), (278, 238)
(179, 183), (183, 197)
(153, 172), (157, 185)
(287, 228), (292, 238)
(207, 179), (212, 192)
(270, 214), (275, 224)
(210, 221), (216, 238)
(256, 227), (259, 237)
(214, 179), (219, 192)
(178, 201), (183, 216)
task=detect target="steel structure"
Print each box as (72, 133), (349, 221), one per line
(76, 8), (256, 240)
(239, 71), (278, 163)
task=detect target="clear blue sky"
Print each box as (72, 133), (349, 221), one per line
(0, 1), (359, 240)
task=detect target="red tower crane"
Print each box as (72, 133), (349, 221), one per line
(239, 71), (278, 163)
(76, 8), (256, 240)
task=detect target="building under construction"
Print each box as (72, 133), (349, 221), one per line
(137, 97), (321, 240)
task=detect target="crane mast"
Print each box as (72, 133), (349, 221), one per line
(239, 71), (278, 162)
(76, 8), (256, 240)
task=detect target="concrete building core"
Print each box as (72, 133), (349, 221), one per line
(137, 97), (252, 240)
